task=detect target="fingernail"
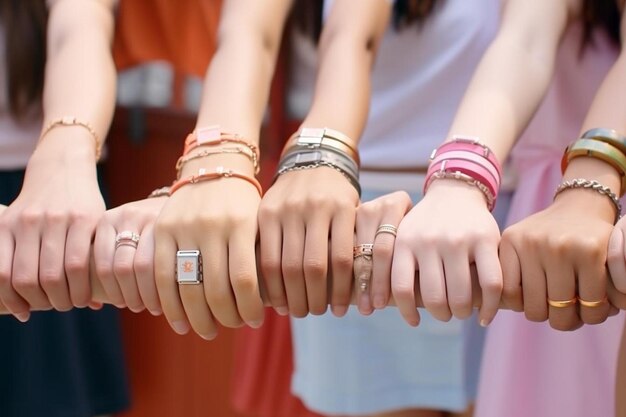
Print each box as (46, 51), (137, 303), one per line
(373, 296), (386, 309)
(248, 320), (263, 329)
(15, 312), (30, 323)
(332, 305), (348, 317)
(480, 319), (490, 327)
(172, 320), (190, 335)
(150, 308), (163, 316)
(200, 332), (217, 341)
(275, 306), (289, 316)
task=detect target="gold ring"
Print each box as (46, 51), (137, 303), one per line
(578, 297), (608, 308)
(375, 224), (398, 238)
(547, 298), (577, 308)
(353, 243), (374, 259)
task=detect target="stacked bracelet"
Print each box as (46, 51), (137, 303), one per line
(176, 146), (257, 179)
(424, 136), (502, 211)
(277, 128), (361, 196)
(555, 178), (622, 223)
(40, 116), (102, 161)
(147, 186), (171, 199)
(170, 167), (262, 195)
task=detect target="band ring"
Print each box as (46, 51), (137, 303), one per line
(353, 243), (374, 259)
(176, 250), (203, 284)
(115, 231), (140, 250)
(375, 224), (398, 238)
(547, 298), (577, 308)
(578, 297), (608, 308)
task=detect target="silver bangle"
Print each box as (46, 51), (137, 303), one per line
(554, 178), (622, 223)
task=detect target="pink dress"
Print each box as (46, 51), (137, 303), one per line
(476, 25), (625, 417)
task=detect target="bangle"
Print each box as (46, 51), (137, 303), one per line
(430, 150), (501, 190)
(281, 127), (360, 166)
(581, 128), (626, 156)
(275, 157), (361, 196)
(424, 169), (495, 211)
(431, 135), (502, 178)
(183, 125), (259, 161)
(176, 146), (259, 178)
(170, 166), (262, 195)
(554, 178), (621, 223)
(561, 138), (626, 195)
(40, 116), (102, 161)
(147, 186), (171, 199)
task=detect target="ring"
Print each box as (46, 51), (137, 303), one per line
(547, 298), (577, 308)
(578, 296), (608, 308)
(115, 231), (140, 250)
(353, 243), (374, 259)
(375, 224), (398, 238)
(176, 250), (203, 284)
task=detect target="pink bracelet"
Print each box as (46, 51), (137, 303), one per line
(426, 159), (498, 198)
(430, 150), (501, 189)
(431, 136), (502, 177)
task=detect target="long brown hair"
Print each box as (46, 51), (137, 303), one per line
(0, 0), (47, 120)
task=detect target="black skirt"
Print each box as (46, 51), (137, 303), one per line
(0, 169), (130, 417)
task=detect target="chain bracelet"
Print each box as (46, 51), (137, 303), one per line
(276, 161), (361, 195)
(555, 178), (622, 223)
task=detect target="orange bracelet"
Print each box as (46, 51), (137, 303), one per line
(176, 146), (259, 178)
(170, 167), (263, 195)
(183, 125), (259, 160)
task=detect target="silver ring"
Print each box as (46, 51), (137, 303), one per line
(176, 250), (203, 284)
(115, 231), (140, 250)
(353, 243), (374, 259)
(375, 224), (398, 238)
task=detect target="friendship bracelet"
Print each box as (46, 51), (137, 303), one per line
(561, 138), (626, 195)
(40, 116), (102, 160)
(582, 128), (626, 156)
(554, 178), (621, 223)
(183, 125), (259, 161)
(176, 146), (259, 178)
(170, 166), (262, 195)
(424, 169), (495, 211)
(281, 127), (360, 166)
(147, 186), (171, 199)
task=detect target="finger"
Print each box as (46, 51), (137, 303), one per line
(13, 222), (49, 309)
(65, 220), (96, 307)
(229, 229), (264, 327)
(355, 207), (377, 315)
(499, 237), (523, 311)
(544, 256), (579, 330)
(577, 259), (610, 326)
(134, 224), (162, 315)
(202, 236), (243, 328)
(520, 250), (548, 322)
(330, 209), (356, 317)
(442, 248), (473, 319)
(113, 242), (144, 313)
(608, 228), (626, 293)
(258, 212), (288, 315)
(303, 216), (331, 315)
(39, 215), (72, 311)
(154, 228), (190, 335)
(281, 216), (308, 317)
(0, 229), (29, 320)
(474, 243), (503, 326)
(371, 222), (400, 311)
(94, 222), (125, 307)
(391, 244), (420, 326)
(417, 248), (451, 322)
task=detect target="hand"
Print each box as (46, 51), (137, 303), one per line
(154, 157), (263, 339)
(500, 190), (614, 331)
(354, 191), (412, 315)
(94, 197), (167, 315)
(259, 168), (359, 318)
(608, 215), (626, 295)
(0, 133), (104, 321)
(392, 180), (502, 327)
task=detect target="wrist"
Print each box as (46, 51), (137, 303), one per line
(424, 179), (489, 207)
(553, 185), (617, 224)
(33, 128), (98, 163)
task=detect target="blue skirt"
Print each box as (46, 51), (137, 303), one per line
(0, 169), (130, 417)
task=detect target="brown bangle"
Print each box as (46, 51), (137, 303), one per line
(170, 167), (263, 195)
(40, 116), (102, 160)
(176, 146), (259, 178)
(281, 127), (360, 166)
(582, 128), (626, 156)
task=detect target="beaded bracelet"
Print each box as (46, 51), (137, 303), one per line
(554, 178), (621, 223)
(561, 138), (626, 195)
(170, 167), (262, 195)
(40, 116), (102, 160)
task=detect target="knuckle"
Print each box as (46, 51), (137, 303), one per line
(482, 279), (504, 296)
(65, 257), (87, 276)
(258, 203), (280, 221)
(284, 198), (304, 212)
(12, 275), (39, 292)
(19, 209), (42, 227)
(374, 240), (394, 259)
(303, 258), (327, 279)
(44, 210), (66, 225)
(39, 270), (64, 288)
(133, 255), (153, 276)
(113, 259), (135, 278)
(260, 255), (281, 275)
(422, 296), (448, 313)
(392, 283), (414, 300)
(306, 195), (331, 210)
(282, 260), (303, 279)
(332, 252), (353, 272)
(231, 274), (257, 295)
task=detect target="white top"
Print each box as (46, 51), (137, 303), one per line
(0, 23), (42, 170)
(288, 0), (501, 190)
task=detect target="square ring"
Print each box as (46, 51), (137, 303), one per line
(176, 250), (203, 284)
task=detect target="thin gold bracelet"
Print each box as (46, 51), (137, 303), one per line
(40, 116), (102, 161)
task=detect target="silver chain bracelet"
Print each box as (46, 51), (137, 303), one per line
(554, 178), (622, 223)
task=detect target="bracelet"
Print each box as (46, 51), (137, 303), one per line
(275, 160), (362, 196)
(183, 125), (259, 161)
(281, 127), (360, 166)
(561, 138), (626, 195)
(147, 186), (171, 199)
(554, 178), (622, 223)
(170, 166), (262, 195)
(176, 146), (259, 178)
(431, 135), (502, 177)
(430, 150), (501, 190)
(278, 147), (360, 182)
(582, 128), (626, 156)
(40, 116), (102, 160)
(424, 169), (495, 211)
